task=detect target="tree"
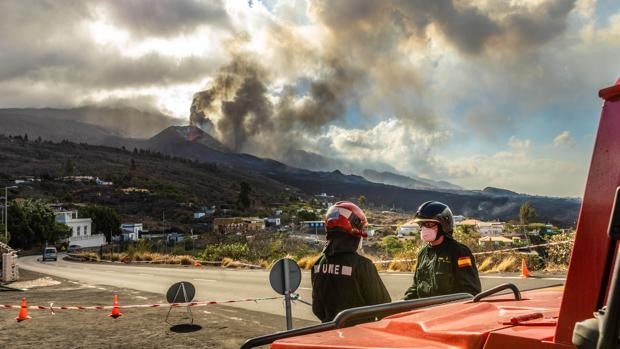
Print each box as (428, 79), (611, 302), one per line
(519, 202), (536, 225)
(0, 223), (6, 244)
(297, 209), (319, 221)
(64, 158), (75, 175)
(237, 182), (252, 209)
(381, 235), (403, 254)
(453, 224), (481, 252)
(357, 195), (367, 207)
(78, 205), (121, 242)
(7, 200), (71, 249)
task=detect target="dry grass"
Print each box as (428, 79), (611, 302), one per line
(180, 256), (193, 265)
(297, 254), (322, 270)
(492, 256), (518, 272)
(544, 262), (569, 273)
(104, 252), (197, 265)
(386, 259), (417, 272)
(222, 257), (242, 268)
(477, 256), (495, 272)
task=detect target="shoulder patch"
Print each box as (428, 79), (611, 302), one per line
(457, 256), (472, 268)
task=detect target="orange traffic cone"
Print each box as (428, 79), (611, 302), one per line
(108, 294), (122, 319)
(521, 258), (531, 278)
(16, 297), (31, 322)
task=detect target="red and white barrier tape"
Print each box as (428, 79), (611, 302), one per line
(372, 240), (573, 264)
(1, 296), (281, 311)
(472, 240), (573, 256)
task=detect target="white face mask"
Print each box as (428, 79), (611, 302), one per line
(420, 226), (438, 242)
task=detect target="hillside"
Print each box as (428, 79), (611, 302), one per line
(0, 107), (179, 140)
(133, 126), (580, 226)
(0, 135), (293, 229)
(0, 118), (582, 227)
(362, 169), (463, 191)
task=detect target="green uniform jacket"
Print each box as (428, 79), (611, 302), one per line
(404, 237), (481, 300)
(311, 251), (391, 322)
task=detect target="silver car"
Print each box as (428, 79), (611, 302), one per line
(42, 247), (57, 261)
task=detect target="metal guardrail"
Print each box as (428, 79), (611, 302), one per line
(240, 293), (473, 349)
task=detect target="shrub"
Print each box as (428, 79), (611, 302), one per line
(545, 231), (575, 267)
(180, 255), (193, 265)
(202, 242), (250, 261)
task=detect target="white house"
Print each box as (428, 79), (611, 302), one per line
(398, 220), (419, 236)
(95, 177), (113, 186)
(265, 218), (281, 227)
(120, 223), (143, 241)
(457, 219), (505, 237)
(54, 210), (105, 247)
(55, 211), (92, 239)
(478, 222), (505, 237)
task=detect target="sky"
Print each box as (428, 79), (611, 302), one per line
(1, 0), (619, 197)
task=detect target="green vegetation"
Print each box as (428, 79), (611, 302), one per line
(545, 231), (575, 268)
(237, 181), (252, 209)
(78, 205), (121, 242)
(7, 199), (70, 249)
(519, 201), (537, 225)
(452, 225), (482, 252)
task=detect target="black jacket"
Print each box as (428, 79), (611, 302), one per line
(311, 233), (391, 322)
(404, 236), (481, 300)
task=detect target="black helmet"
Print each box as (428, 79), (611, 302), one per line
(413, 201), (454, 235)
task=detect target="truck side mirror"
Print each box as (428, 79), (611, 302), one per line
(608, 187), (620, 240)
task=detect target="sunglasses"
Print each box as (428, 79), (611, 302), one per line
(419, 222), (438, 228)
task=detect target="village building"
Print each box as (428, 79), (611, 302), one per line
(213, 217), (265, 234)
(54, 210), (105, 247)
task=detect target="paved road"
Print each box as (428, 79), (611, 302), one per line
(18, 254), (565, 323)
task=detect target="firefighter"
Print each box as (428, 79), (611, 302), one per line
(403, 201), (481, 300)
(311, 201), (391, 322)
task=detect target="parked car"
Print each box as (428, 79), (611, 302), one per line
(67, 244), (82, 253)
(42, 247), (57, 261)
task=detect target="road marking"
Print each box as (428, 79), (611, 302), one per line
(193, 278), (217, 282)
(298, 287), (312, 290)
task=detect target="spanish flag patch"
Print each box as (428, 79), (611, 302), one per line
(457, 256), (472, 268)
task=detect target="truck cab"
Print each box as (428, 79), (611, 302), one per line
(243, 79), (620, 349)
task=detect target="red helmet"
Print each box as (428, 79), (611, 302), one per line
(324, 201), (368, 237)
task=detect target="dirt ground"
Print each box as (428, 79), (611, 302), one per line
(0, 270), (318, 349)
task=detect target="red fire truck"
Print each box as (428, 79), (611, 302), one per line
(242, 79), (620, 349)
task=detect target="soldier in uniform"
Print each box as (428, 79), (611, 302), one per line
(404, 201), (481, 300)
(311, 201), (391, 322)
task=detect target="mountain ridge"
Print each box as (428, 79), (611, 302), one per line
(0, 108), (581, 226)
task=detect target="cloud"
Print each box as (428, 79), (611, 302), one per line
(0, 0), (616, 196)
(300, 119), (451, 178)
(554, 130), (576, 147)
(508, 136), (531, 151)
(100, 0), (230, 38)
(0, 0), (226, 117)
(445, 145), (587, 196)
